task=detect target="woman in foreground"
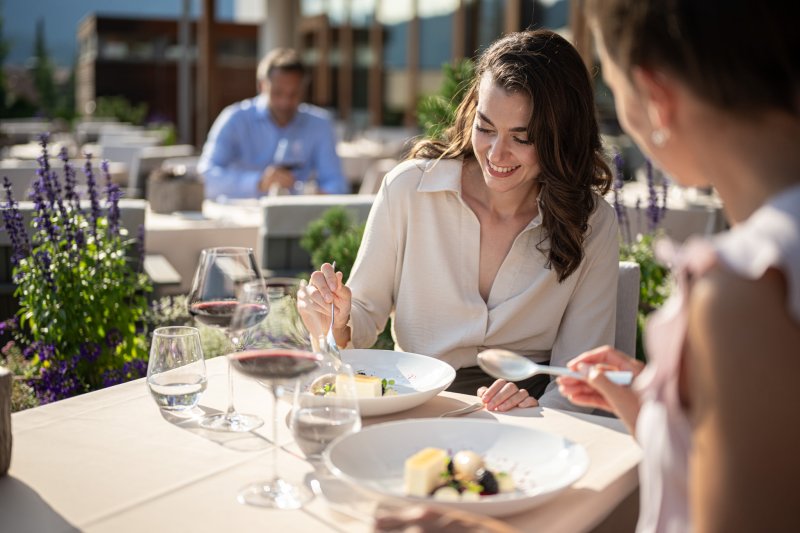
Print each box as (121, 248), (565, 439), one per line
(558, 0), (800, 531)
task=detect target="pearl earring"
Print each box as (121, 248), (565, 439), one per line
(651, 128), (669, 147)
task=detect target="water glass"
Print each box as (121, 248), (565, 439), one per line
(290, 361), (362, 461)
(147, 326), (207, 411)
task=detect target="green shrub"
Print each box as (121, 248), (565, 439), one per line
(619, 234), (671, 361)
(416, 59), (475, 140)
(300, 207), (365, 282)
(94, 96), (148, 126)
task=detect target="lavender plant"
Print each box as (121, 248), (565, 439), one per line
(612, 152), (671, 361)
(1, 134), (151, 403)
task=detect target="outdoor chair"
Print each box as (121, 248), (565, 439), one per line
(258, 194), (375, 277)
(615, 261), (641, 359)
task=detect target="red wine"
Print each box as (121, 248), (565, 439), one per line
(230, 349), (320, 381)
(189, 300), (237, 329)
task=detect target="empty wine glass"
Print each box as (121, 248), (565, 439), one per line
(187, 247), (264, 432)
(290, 358), (361, 462)
(230, 277), (319, 508)
(147, 326), (207, 411)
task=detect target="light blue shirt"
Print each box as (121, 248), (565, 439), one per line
(198, 95), (348, 199)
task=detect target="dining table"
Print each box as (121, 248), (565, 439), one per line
(3, 355), (641, 533)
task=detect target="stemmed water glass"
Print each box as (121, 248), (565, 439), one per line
(187, 247), (265, 432)
(229, 278), (320, 508)
(290, 356), (361, 463)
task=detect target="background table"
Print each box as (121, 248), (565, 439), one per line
(144, 201), (262, 294)
(3, 356), (641, 532)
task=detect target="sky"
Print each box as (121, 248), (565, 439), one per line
(2, 0), (235, 67)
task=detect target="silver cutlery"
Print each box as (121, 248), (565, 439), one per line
(477, 348), (633, 385)
(325, 261), (342, 363)
(439, 402), (484, 418)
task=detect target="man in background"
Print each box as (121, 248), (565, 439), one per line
(198, 48), (348, 199)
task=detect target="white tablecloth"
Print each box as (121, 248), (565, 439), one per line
(5, 356), (641, 532)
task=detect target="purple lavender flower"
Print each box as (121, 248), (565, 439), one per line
(2, 178), (31, 265)
(661, 175), (670, 217)
(35, 250), (54, 287)
(611, 151), (632, 243)
(83, 154), (101, 238)
(29, 178), (59, 245)
(634, 197), (643, 237)
(101, 358), (146, 389)
(33, 351), (83, 404)
(59, 147), (81, 211)
(136, 224), (146, 272)
(79, 342), (101, 362)
(645, 160), (662, 232)
(101, 160), (123, 238)
(105, 328), (123, 349)
(0, 317), (18, 336)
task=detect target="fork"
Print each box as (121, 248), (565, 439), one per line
(439, 402), (484, 418)
(325, 261), (342, 363)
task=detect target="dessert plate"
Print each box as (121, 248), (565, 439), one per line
(340, 349), (455, 417)
(325, 418), (589, 517)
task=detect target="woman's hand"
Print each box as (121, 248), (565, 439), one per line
(477, 379), (539, 412)
(557, 345), (644, 432)
(297, 262), (352, 346)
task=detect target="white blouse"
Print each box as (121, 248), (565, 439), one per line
(346, 158), (620, 410)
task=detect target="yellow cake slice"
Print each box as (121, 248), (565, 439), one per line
(404, 447), (448, 497)
(339, 373), (382, 398)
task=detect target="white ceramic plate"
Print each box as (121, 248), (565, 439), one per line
(341, 349), (455, 417)
(324, 418), (589, 517)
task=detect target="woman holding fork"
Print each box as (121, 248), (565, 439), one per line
(299, 29), (619, 412)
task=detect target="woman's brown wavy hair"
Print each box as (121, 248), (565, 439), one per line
(411, 29), (612, 282)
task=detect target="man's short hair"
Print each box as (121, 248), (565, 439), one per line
(256, 48), (306, 82)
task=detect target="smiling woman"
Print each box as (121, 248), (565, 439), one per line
(297, 29), (618, 413)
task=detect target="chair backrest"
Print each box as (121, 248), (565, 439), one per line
(258, 194), (375, 276)
(615, 261), (641, 356)
(358, 158), (397, 195)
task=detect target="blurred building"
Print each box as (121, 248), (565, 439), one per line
(75, 14), (259, 144)
(75, 1), (576, 143)
(292, 0), (573, 127)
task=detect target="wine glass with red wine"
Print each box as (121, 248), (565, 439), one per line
(187, 247), (265, 432)
(229, 278), (319, 509)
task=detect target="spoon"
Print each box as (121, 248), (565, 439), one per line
(477, 349), (633, 386)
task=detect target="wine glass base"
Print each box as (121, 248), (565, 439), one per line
(199, 412), (263, 432)
(237, 478), (314, 509)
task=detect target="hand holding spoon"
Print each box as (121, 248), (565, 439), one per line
(477, 349), (633, 386)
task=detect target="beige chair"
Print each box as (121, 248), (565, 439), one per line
(615, 261), (641, 357)
(258, 194), (375, 276)
(358, 158), (398, 195)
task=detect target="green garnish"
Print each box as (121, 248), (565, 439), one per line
(464, 481), (483, 493)
(381, 378), (396, 394)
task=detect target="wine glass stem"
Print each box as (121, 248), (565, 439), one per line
(269, 384), (279, 483)
(224, 359), (237, 419)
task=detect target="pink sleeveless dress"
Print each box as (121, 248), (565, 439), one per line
(633, 184), (800, 533)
